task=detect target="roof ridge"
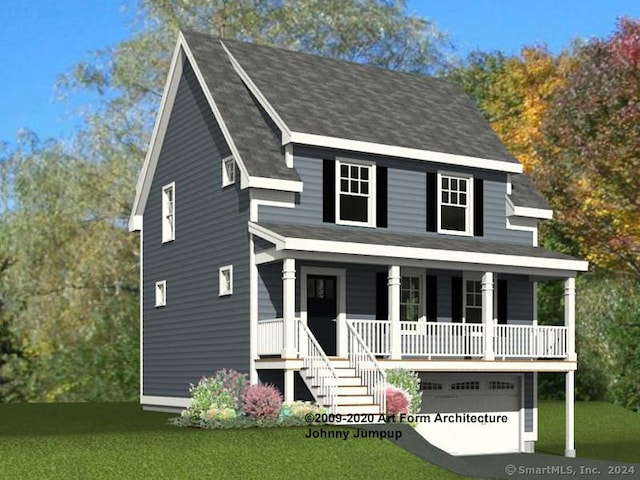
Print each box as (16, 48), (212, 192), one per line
(181, 29), (456, 88)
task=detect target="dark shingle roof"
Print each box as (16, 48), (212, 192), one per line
(509, 174), (550, 210)
(257, 222), (579, 262)
(182, 31), (299, 182)
(184, 32), (520, 165)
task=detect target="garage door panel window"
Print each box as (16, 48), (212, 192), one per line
(451, 381), (480, 390)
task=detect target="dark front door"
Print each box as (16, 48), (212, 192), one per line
(307, 275), (337, 356)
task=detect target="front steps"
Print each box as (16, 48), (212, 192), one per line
(300, 357), (383, 416)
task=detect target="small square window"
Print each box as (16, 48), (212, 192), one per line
(155, 280), (166, 307)
(222, 157), (235, 187)
(219, 265), (233, 296)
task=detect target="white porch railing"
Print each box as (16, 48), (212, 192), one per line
(348, 320), (390, 356)
(494, 324), (568, 358)
(401, 321), (484, 358)
(257, 318), (284, 355)
(297, 319), (339, 414)
(346, 320), (387, 414)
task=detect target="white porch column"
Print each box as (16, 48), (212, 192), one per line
(282, 258), (297, 358)
(388, 265), (402, 359)
(564, 277), (577, 361)
(482, 272), (495, 360)
(565, 370), (576, 457)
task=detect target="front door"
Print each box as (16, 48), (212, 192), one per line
(306, 275), (337, 356)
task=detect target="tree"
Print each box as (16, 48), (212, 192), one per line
(537, 18), (640, 276)
(0, 1), (454, 401)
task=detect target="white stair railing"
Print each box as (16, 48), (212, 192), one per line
(346, 320), (387, 414)
(297, 319), (339, 414)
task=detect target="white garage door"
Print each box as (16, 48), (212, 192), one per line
(415, 375), (521, 456)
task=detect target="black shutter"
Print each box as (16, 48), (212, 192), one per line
(426, 172), (437, 232)
(474, 178), (484, 236)
(426, 275), (437, 322)
(497, 279), (508, 325)
(323, 159), (335, 223)
(376, 166), (388, 228)
(376, 272), (389, 320)
(451, 276), (463, 323)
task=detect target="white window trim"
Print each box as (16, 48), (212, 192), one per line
(222, 156), (236, 187)
(155, 280), (166, 307)
(399, 268), (426, 322)
(219, 265), (233, 296)
(162, 182), (175, 243)
(463, 272), (482, 324)
(437, 171), (473, 236)
(335, 157), (376, 227)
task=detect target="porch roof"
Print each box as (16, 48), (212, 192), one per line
(249, 222), (589, 274)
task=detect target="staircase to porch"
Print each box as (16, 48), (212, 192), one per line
(300, 358), (381, 415)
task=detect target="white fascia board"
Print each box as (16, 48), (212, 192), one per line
(250, 189), (296, 222)
(219, 40), (292, 140)
(259, 248), (579, 278)
(377, 360), (577, 373)
(282, 237), (588, 271)
(129, 214), (143, 232)
(246, 176), (302, 192)
(288, 131), (524, 174)
(130, 41), (185, 223)
(506, 196), (553, 219)
(141, 395), (190, 408)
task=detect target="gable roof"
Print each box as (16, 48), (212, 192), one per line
(131, 31), (537, 230)
(219, 37), (522, 170)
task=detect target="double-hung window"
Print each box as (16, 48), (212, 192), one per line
(438, 173), (472, 235)
(162, 183), (175, 242)
(400, 275), (422, 321)
(336, 160), (375, 226)
(465, 279), (482, 323)
(219, 265), (233, 296)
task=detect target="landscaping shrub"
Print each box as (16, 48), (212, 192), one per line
(279, 401), (327, 426)
(213, 369), (248, 411)
(188, 377), (235, 418)
(385, 385), (410, 415)
(242, 383), (283, 421)
(385, 369), (421, 413)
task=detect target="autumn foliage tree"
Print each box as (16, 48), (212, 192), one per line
(536, 18), (640, 276)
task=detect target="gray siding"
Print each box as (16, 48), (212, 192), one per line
(501, 274), (534, 325)
(258, 262), (282, 320)
(143, 60), (250, 398)
(259, 151), (533, 245)
(524, 372), (534, 432)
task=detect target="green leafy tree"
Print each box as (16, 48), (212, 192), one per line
(0, 1), (453, 401)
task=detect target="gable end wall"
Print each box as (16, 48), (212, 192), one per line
(142, 60), (250, 398)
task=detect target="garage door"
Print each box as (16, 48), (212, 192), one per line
(415, 375), (521, 456)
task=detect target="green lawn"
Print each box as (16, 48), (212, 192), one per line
(0, 403), (466, 480)
(1, 401), (637, 479)
(537, 400), (640, 463)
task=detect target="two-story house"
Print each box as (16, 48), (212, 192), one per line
(129, 31), (588, 457)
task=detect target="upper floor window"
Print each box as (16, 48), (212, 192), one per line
(222, 156), (235, 187)
(155, 280), (166, 307)
(438, 173), (473, 236)
(336, 160), (376, 227)
(219, 265), (233, 296)
(162, 183), (175, 242)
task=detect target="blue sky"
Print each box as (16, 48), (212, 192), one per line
(1, 0), (640, 146)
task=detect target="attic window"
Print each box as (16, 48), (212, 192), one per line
(222, 156), (235, 187)
(162, 183), (175, 242)
(335, 159), (376, 227)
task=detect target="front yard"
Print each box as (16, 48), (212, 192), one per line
(0, 401), (637, 479)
